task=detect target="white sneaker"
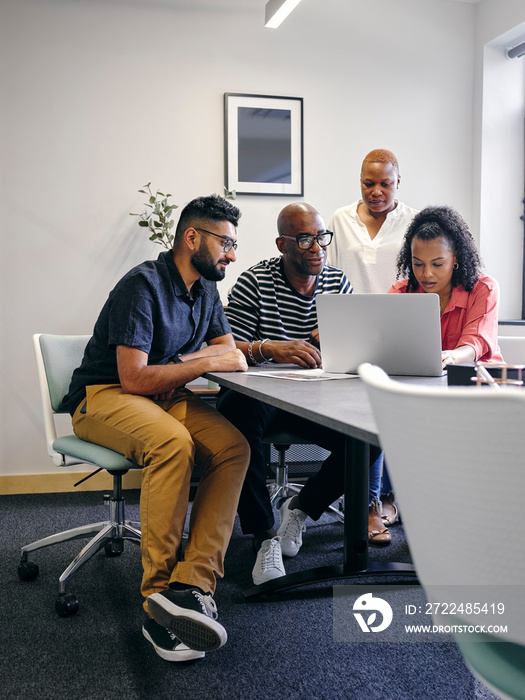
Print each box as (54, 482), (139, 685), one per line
(252, 536), (286, 586)
(277, 497), (307, 557)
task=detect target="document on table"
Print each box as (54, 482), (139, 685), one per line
(245, 368), (357, 381)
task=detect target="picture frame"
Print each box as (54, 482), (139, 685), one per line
(224, 93), (304, 196)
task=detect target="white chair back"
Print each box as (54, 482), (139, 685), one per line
(497, 335), (525, 365)
(33, 333), (90, 465)
(358, 363), (525, 645)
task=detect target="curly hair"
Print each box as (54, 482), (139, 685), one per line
(175, 194), (241, 242)
(396, 205), (482, 293)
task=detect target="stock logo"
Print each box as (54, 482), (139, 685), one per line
(352, 593), (393, 633)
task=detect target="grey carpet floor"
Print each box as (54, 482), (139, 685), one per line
(0, 491), (499, 700)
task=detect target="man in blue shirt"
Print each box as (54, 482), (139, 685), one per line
(64, 195), (249, 662)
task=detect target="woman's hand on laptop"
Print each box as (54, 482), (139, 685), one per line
(442, 351), (455, 369)
(442, 345), (475, 369)
(262, 339), (322, 368)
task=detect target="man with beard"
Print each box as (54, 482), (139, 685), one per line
(62, 195), (250, 662)
(217, 202), (386, 588)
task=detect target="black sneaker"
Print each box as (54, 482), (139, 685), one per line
(146, 588), (227, 652)
(142, 618), (205, 662)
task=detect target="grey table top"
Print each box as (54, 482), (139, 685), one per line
(206, 367), (447, 447)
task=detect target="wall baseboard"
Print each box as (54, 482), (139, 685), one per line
(0, 470), (142, 495)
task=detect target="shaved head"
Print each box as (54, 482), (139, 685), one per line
(276, 202), (328, 280)
(277, 203), (320, 237)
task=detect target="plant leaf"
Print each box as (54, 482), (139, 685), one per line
(131, 185), (180, 247)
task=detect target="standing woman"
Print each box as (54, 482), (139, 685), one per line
(328, 149), (418, 293)
(389, 205), (503, 366)
(329, 149), (418, 527)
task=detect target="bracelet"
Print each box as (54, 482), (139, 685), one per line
(247, 341), (259, 365)
(258, 338), (271, 363)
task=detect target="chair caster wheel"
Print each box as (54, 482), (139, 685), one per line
(18, 561), (39, 581)
(55, 593), (79, 617)
(104, 539), (123, 557)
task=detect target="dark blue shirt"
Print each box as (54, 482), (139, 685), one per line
(63, 250), (231, 414)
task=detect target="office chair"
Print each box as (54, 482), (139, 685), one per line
(19, 334), (142, 617)
(497, 336), (525, 365)
(263, 429), (344, 523)
(359, 363), (525, 700)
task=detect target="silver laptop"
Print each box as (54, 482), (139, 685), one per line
(316, 293), (443, 376)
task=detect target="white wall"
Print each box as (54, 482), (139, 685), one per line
(473, 0), (525, 320)
(0, 0), (478, 477)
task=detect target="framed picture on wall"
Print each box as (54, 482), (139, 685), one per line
(224, 93), (304, 196)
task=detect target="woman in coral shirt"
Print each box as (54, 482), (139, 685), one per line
(389, 205), (503, 367)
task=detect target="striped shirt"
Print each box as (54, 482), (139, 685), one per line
(226, 256), (352, 342)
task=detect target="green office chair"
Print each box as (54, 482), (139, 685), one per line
(18, 334), (142, 617)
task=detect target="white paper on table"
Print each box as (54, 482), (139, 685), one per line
(245, 368), (357, 381)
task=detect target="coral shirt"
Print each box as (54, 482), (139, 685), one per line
(389, 273), (503, 363)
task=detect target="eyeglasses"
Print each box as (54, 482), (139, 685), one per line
(195, 227), (238, 252)
(279, 231), (333, 250)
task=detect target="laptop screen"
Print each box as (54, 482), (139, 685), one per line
(316, 293), (443, 377)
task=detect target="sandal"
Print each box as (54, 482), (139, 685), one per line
(368, 499), (391, 546)
(380, 493), (398, 527)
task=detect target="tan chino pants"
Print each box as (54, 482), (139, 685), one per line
(72, 384), (249, 611)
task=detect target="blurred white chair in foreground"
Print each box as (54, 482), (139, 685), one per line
(359, 362), (525, 700)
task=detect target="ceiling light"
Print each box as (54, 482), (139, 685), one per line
(265, 0), (303, 29)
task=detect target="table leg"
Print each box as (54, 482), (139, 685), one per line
(343, 436), (368, 573)
(243, 436), (417, 598)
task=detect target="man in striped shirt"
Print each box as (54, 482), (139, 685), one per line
(217, 203), (386, 587)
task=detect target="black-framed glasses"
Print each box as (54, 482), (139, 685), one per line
(280, 231), (333, 250)
(195, 227), (238, 252)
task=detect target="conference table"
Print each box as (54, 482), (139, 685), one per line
(206, 366), (447, 598)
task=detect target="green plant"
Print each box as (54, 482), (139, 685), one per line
(130, 184), (237, 251)
(130, 183), (178, 250)
(224, 186), (237, 200)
